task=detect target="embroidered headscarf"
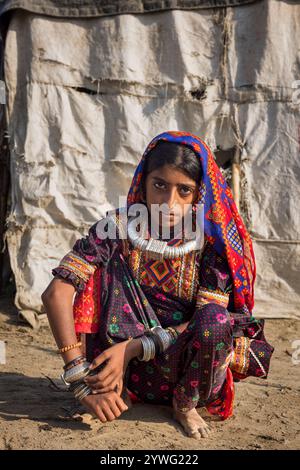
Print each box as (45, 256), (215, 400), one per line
(127, 131), (256, 314)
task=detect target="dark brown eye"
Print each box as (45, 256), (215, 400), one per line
(179, 186), (193, 195)
(154, 182), (166, 190)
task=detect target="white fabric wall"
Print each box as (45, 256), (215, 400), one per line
(4, 0), (300, 327)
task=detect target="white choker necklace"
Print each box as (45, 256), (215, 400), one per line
(127, 217), (204, 260)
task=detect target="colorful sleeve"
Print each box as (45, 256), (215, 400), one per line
(52, 220), (117, 293)
(196, 241), (233, 310)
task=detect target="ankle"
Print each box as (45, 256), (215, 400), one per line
(172, 397), (187, 414)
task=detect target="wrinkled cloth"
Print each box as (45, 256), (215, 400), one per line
(0, 0), (264, 29)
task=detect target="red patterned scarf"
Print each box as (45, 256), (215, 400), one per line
(127, 130), (256, 314)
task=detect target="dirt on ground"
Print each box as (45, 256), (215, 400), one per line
(0, 294), (300, 450)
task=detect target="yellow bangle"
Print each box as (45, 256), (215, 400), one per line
(57, 341), (82, 354)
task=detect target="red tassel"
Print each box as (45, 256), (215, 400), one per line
(205, 367), (235, 420)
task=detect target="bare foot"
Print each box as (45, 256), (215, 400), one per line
(172, 398), (211, 439)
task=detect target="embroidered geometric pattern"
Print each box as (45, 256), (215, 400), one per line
(59, 250), (96, 283)
(229, 336), (250, 376)
(196, 287), (229, 309)
(139, 254), (183, 296)
(142, 259), (177, 286)
(126, 238), (200, 302)
(72, 268), (102, 333)
(226, 219), (243, 256)
(178, 250), (199, 302)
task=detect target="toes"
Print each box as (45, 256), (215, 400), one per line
(181, 422), (201, 440)
(199, 425), (211, 438)
(189, 430), (202, 440)
(172, 409), (212, 440)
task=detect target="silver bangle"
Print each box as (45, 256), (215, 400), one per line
(166, 327), (179, 342)
(145, 336), (153, 361)
(74, 384), (92, 401)
(72, 382), (86, 393)
(137, 336), (147, 361)
(77, 388), (91, 402)
(158, 328), (172, 351)
(149, 335), (156, 360)
(143, 336), (152, 361)
(73, 382), (91, 398)
(138, 335), (156, 361)
(61, 361), (91, 386)
(147, 326), (172, 353)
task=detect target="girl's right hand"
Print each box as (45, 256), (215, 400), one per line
(81, 390), (128, 422)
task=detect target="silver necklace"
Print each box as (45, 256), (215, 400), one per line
(127, 217), (204, 260)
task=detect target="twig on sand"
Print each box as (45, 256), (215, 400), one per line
(43, 374), (68, 392)
(240, 380), (299, 392)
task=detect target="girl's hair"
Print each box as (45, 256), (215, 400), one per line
(141, 141), (202, 194)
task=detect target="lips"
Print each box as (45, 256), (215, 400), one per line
(161, 212), (180, 219)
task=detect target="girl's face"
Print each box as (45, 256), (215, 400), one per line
(144, 164), (198, 229)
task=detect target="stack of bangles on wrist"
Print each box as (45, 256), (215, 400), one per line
(137, 326), (180, 362)
(59, 348), (94, 401)
(58, 327), (180, 396)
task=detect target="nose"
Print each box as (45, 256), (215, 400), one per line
(164, 188), (177, 211)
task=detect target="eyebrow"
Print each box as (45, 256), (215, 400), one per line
(151, 176), (196, 189)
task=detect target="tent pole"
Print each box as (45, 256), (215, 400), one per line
(232, 147), (241, 212)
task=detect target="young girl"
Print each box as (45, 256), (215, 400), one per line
(42, 131), (274, 440)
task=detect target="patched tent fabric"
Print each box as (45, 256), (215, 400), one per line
(0, 0), (263, 19)
(1, 0), (300, 327)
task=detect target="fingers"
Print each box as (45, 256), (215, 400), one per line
(86, 369), (122, 390)
(99, 395), (128, 422)
(91, 379), (123, 396)
(115, 395), (128, 413)
(81, 395), (107, 423)
(82, 392), (129, 424)
(95, 408), (107, 423)
(101, 403), (117, 422)
(86, 375), (119, 391)
(91, 376), (121, 393)
(97, 368), (116, 382)
(108, 401), (122, 419)
(92, 384), (115, 394)
(85, 370), (112, 385)
(89, 351), (110, 370)
(85, 366), (115, 386)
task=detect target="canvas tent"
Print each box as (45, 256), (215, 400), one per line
(0, 0), (299, 328)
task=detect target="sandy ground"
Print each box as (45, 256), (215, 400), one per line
(0, 294), (300, 451)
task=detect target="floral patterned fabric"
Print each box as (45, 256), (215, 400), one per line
(52, 215), (274, 419)
(51, 131), (274, 420)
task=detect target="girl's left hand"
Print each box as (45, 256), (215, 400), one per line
(84, 339), (134, 394)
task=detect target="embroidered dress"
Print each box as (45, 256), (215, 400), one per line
(52, 131), (274, 420)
